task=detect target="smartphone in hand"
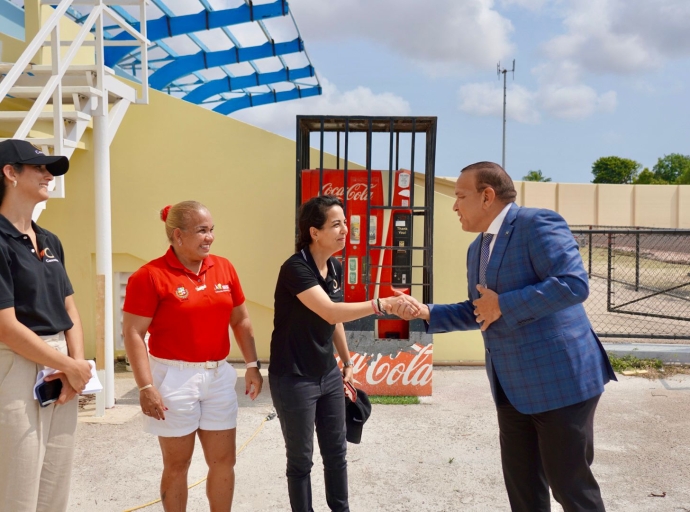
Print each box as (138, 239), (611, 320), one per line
(37, 379), (63, 407)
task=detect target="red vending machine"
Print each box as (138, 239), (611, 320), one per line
(301, 168), (432, 396)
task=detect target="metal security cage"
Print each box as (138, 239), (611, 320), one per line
(295, 115), (438, 396)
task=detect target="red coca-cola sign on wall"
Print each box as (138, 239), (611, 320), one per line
(337, 343), (432, 396)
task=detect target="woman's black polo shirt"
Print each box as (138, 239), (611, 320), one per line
(0, 215), (74, 335)
(269, 247), (343, 378)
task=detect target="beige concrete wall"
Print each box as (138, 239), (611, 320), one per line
(557, 183), (597, 226)
(634, 185), (680, 228)
(511, 181), (685, 228)
(522, 181), (557, 211)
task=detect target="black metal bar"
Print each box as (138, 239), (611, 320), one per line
(395, 131), (400, 171)
(425, 119), (437, 304)
(607, 233), (613, 312)
(609, 281), (690, 310)
(388, 118), (394, 209)
(318, 117), (324, 195)
(571, 229), (690, 235)
(601, 308), (690, 324)
(343, 119), (349, 217)
(635, 232), (640, 292)
(597, 333), (690, 340)
(365, 118), (373, 298)
(588, 227), (593, 278)
(343, 119), (349, 268)
(336, 130), (340, 170)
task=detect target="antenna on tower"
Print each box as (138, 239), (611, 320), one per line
(497, 60), (516, 170)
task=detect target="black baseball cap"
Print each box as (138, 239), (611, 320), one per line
(0, 139), (69, 176)
(346, 388), (372, 444)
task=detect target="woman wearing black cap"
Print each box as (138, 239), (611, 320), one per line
(0, 140), (92, 511)
(269, 195), (414, 512)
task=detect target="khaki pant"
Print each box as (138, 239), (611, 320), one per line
(0, 334), (78, 512)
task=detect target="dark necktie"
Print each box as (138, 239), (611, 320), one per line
(479, 233), (494, 288)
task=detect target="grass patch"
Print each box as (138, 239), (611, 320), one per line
(607, 353), (663, 373)
(368, 395), (420, 405)
(607, 352), (690, 379)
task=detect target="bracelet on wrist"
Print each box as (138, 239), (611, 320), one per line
(371, 298), (384, 316)
(138, 384), (153, 392)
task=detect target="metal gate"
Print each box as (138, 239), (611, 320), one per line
(571, 227), (690, 340)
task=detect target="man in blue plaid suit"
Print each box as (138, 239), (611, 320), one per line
(392, 162), (616, 512)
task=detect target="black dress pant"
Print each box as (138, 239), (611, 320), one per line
(495, 376), (606, 512)
(270, 364), (349, 512)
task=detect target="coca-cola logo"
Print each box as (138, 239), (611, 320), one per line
(339, 344), (433, 388)
(322, 182), (377, 201)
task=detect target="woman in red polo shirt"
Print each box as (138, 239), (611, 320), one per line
(123, 200), (262, 512)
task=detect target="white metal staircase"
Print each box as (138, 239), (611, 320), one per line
(0, 0), (149, 218)
(0, 0), (150, 414)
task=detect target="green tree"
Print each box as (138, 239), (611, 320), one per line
(678, 166), (690, 185)
(522, 170), (552, 182)
(633, 168), (669, 185)
(591, 156), (641, 184)
(652, 153), (690, 183)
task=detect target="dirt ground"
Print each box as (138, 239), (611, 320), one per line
(69, 366), (690, 512)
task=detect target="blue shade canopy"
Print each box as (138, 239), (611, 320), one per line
(66, 0), (321, 114)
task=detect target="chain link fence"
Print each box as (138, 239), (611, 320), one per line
(570, 226), (690, 341)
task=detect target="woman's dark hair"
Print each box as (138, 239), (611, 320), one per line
(461, 161), (517, 203)
(0, 163), (23, 207)
(296, 195), (344, 252)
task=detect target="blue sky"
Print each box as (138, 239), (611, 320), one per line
(232, 0), (690, 183)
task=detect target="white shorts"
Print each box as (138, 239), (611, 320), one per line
(144, 358), (238, 438)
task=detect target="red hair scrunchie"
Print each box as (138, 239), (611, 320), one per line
(160, 205), (172, 222)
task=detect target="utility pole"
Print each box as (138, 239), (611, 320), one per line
(497, 60), (515, 171)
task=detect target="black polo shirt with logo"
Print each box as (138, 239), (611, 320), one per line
(0, 215), (74, 335)
(269, 247), (343, 378)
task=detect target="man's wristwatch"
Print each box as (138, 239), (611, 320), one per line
(246, 361), (261, 370)
(342, 360), (354, 368)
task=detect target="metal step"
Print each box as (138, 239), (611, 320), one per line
(0, 63), (116, 75)
(7, 86), (103, 103)
(0, 110), (91, 122)
(0, 137), (80, 149)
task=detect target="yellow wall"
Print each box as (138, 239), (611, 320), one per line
(39, 86), (349, 359)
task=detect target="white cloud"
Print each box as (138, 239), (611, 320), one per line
(289, 0), (515, 73)
(499, 0), (553, 11)
(230, 77), (411, 135)
(543, 0), (690, 75)
(458, 82), (540, 124)
(458, 81), (616, 122)
(539, 84), (616, 119)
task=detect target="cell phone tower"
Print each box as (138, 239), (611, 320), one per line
(497, 60), (515, 171)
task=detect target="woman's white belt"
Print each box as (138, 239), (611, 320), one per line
(39, 332), (65, 342)
(149, 354), (226, 370)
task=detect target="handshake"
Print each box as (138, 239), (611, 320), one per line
(378, 291), (430, 321)
(378, 284), (502, 331)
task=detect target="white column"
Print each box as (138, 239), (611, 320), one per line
(93, 112), (115, 411)
(94, 4), (114, 412)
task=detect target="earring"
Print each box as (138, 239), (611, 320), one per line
(178, 240), (182, 246)
(12, 181), (17, 188)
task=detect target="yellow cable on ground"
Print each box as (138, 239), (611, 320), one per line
(123, 411), (277, 512)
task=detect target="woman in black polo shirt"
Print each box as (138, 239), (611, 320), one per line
(270, 195), (413, 512)
(0, 140), (92, 511)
